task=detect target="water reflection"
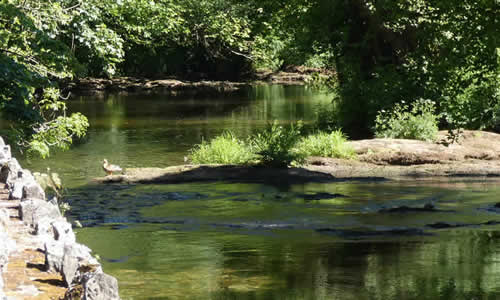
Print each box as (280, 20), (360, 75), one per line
(18, 85), (332, 187)
(9, 86), (500, 299)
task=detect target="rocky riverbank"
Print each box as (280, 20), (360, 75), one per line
(0, 138), (120, 299)
(67, 67), (329, 95)
(95, 130), (500, 184)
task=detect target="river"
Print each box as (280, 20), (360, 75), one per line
(18, 85), (500, 300)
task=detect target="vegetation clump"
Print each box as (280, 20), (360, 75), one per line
(250, 121), (305, 167)
(295, 130), (356, 159)
(189, 132), (255, 165)
(374, 99), (439, 142)
(190, 122), (356, 167)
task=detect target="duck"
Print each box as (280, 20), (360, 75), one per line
(102, 159), (122, 176)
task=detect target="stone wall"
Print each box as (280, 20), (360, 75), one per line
(0, 137), (120, 300)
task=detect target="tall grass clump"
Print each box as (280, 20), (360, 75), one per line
(189, 132), (255, 164)
(374, 99), (439, 142)
(295, 130), (356, 159)
(251, 121), (305, 167)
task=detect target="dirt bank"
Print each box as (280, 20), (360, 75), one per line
(94, 130), (500, 184)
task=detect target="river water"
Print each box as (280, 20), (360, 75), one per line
(18, 85), (500, 300)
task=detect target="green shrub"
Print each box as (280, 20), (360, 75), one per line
(189, 132), (255, 164)
(250, 121), (305, 167)
(374, 99), (439, 142)
(295, 130), (356, 159)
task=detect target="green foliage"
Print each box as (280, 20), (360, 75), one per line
(375, 99), (439, 142)
(287, 0), (499, 136)
(189, 132), (255, 165)
(295, 130), (356, 159)
(250, 121), (305, 167)
(0, 0), (123, 156)
(28, 113), (89, 158)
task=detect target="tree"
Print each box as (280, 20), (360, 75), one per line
(285, 0), (499, 136)
(0, 0), (126, 157)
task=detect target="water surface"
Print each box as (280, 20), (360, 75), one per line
(14, 85), (500, 300)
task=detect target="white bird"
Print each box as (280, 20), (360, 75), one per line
(102, 159), (122, 176)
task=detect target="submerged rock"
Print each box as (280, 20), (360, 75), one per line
(378, 203), (450, 213)
(301, 192), (348, 200)
(316, 227), (429, 239)
(426, 222), (467, 229)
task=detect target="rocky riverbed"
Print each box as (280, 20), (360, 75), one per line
(0, 138), (120, 299)
(95, 130), (500, 184)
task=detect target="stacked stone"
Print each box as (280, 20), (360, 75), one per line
(0, 138), (17, 300)
(0, 137), (120, 300)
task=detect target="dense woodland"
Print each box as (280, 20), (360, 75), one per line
(0, 0), (498, 157)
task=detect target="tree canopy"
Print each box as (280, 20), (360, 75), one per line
(0, 0), (498, 155)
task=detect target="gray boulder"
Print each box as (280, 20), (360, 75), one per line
(22, 181), (46, 201)
(9, 179), (24, 200)
(83, 273), (120, 300)
(20, 198), (61, 227)
(3, 158), (21, 186)
(44, 241), (65, 273)
(0, 145), (11, 165)
(35, 217), (55, 237)
(0, 225), (15, 273)
(0, 282), (5, 300)
(0, 271), (4, 293)
(48, 196), (58, 206)
(0, 209), (8, 227)
(53, 220), (76, 244)
(62, 243), (98, 287)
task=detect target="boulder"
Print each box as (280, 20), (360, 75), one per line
(22, 181), (46, 201)
(83, 273), (120, 300)
(20, 198), (61, 227)
(0, 145), (11, 165)
(0, 225), (15, 273)
(0, 228), (8, 272)
(0, 209), (8, 227)
(3, 158), (21, 186)
(62, 243), (98, 287)
(0, 271), (4, 294)
(53, 220), (76, 244)
(44, 241), (65, 273)
(35, 217), (55, 237)
(49, 196), (59, 206)
(9, 179), (25, 200)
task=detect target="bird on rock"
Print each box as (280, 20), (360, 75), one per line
(102, 159), (122, 176)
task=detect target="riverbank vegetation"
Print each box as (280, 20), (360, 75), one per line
(189, 123), (356, 167)
(1, 0), (498, 157)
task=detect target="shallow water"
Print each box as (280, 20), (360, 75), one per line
(14, 86), (500, 299)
